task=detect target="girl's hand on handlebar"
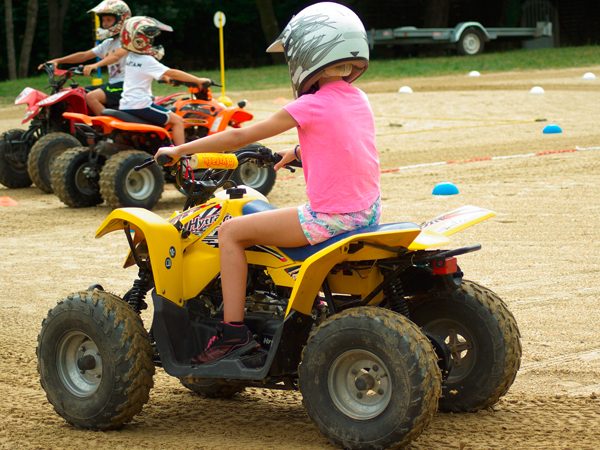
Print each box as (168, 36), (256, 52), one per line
(155, 146), (179, 166)
(274, 148), (297, 171)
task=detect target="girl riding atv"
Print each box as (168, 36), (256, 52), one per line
(40, 0), (131, 115)
(155, 2), (379, 364)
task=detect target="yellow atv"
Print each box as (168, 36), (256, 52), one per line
(37, 145), (521, 449)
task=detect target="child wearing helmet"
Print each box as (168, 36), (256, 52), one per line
(155, 2), (380, 364)
(41, 0), (131, 115)
(87, 16), (210, 146)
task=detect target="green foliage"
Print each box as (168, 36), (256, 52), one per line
(2, 45), (599, 106)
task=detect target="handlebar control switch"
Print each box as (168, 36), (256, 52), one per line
(226, 187), (246, 199)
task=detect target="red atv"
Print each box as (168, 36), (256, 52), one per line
(0, 63), (91, 192)
(51, 80), (270, 210)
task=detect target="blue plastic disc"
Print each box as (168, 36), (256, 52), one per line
(543, 124), (562, 134)
(432, 182), (459, 195)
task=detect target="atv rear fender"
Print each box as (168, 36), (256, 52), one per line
(64, 112), (171, 139)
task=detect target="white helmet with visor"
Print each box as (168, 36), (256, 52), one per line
(267, 2), (369, 98)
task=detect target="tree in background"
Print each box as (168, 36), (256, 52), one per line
(4, 0), (17, 79)
(47, 0), (71, 60)
(255, 0), (285, 65)
(424, 0), (452, 27)
(19, 0), (38, 78)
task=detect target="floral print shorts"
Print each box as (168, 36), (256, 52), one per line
(298, 197), (382, 245)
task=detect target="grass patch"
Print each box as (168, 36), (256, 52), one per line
(2, 45), (599, 106)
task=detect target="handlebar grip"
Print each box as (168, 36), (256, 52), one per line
(157, 154), (173, 166)
(273, 153), (302, 168)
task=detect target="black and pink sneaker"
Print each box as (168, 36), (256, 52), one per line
(190, 322), (259, 365)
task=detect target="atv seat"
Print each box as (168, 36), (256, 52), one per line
(242, 200), (419, 261)
(100, 109), (155, 125)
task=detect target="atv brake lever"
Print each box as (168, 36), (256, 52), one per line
(134, 157), (155, 171)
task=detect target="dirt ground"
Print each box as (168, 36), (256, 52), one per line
(2, 66), (600, 449)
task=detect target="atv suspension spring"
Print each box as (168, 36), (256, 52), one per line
(124, 270), (153, 314)
(385, 277), (410, 319)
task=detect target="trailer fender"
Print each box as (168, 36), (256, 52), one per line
(451, 22), (490, 43)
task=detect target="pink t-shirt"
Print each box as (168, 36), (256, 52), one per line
(283, 81), (379, 213)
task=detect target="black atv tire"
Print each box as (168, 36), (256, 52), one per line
(27, 132), (80, 193)
(299, 307), (441, 450)
(100, 150), (164, 209)
(408, 280), (521, 413)
(230, 162), (276, 196)
(51, 147), (104, 207)
(180, 378), (245, 398)
(0, 129), (32, 188)
(37, 289), (155, 430)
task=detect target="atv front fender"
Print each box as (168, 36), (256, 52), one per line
(95, 208), (185, 305)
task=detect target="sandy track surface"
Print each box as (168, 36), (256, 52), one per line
(1, 66), (600, 449)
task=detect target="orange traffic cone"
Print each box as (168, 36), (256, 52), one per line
(273, 97), (288, 104)
(0, 196), (18, 207)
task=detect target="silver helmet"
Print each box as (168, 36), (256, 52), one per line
(267, 2), (369, 98)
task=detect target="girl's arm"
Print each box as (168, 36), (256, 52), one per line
(83, 48), (128, 76)
(155, 108), (298, 163)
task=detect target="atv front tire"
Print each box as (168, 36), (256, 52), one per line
(180, 378), (245, 398)
(408, 280), (521, 412)
(0, 129), (32, 188)
(100, 150), (164, 209)
(28, 132), (80, 193)
(299, 307), (441, 450)
(51, 147), (104, 207)
(37, 289), (155, 430)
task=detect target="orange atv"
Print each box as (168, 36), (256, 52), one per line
(50, 79), (272, 210)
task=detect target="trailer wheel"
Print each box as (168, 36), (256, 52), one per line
(457, 27), (485, 56)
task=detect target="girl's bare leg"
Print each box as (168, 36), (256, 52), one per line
(217, 207), (308, 322)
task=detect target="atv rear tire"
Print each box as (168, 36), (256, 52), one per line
(0, 129), (32, 188)
(27, 132), (80, 193)
(100, 150), (164, 209)
(231, 161), (276, 196)
(408, 280), (521, 412)
(37, 289), (155, 430)
(299, 307), (441, 450)
(51, 147), (104, 207)
(180, 378), (245, 398)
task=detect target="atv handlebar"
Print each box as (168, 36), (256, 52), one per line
(158, 79), (222, 89)
(41, 63), (85, 93)
(135, 145), (301, 209)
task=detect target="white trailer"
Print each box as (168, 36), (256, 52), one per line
(367, 21), (553, 56)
